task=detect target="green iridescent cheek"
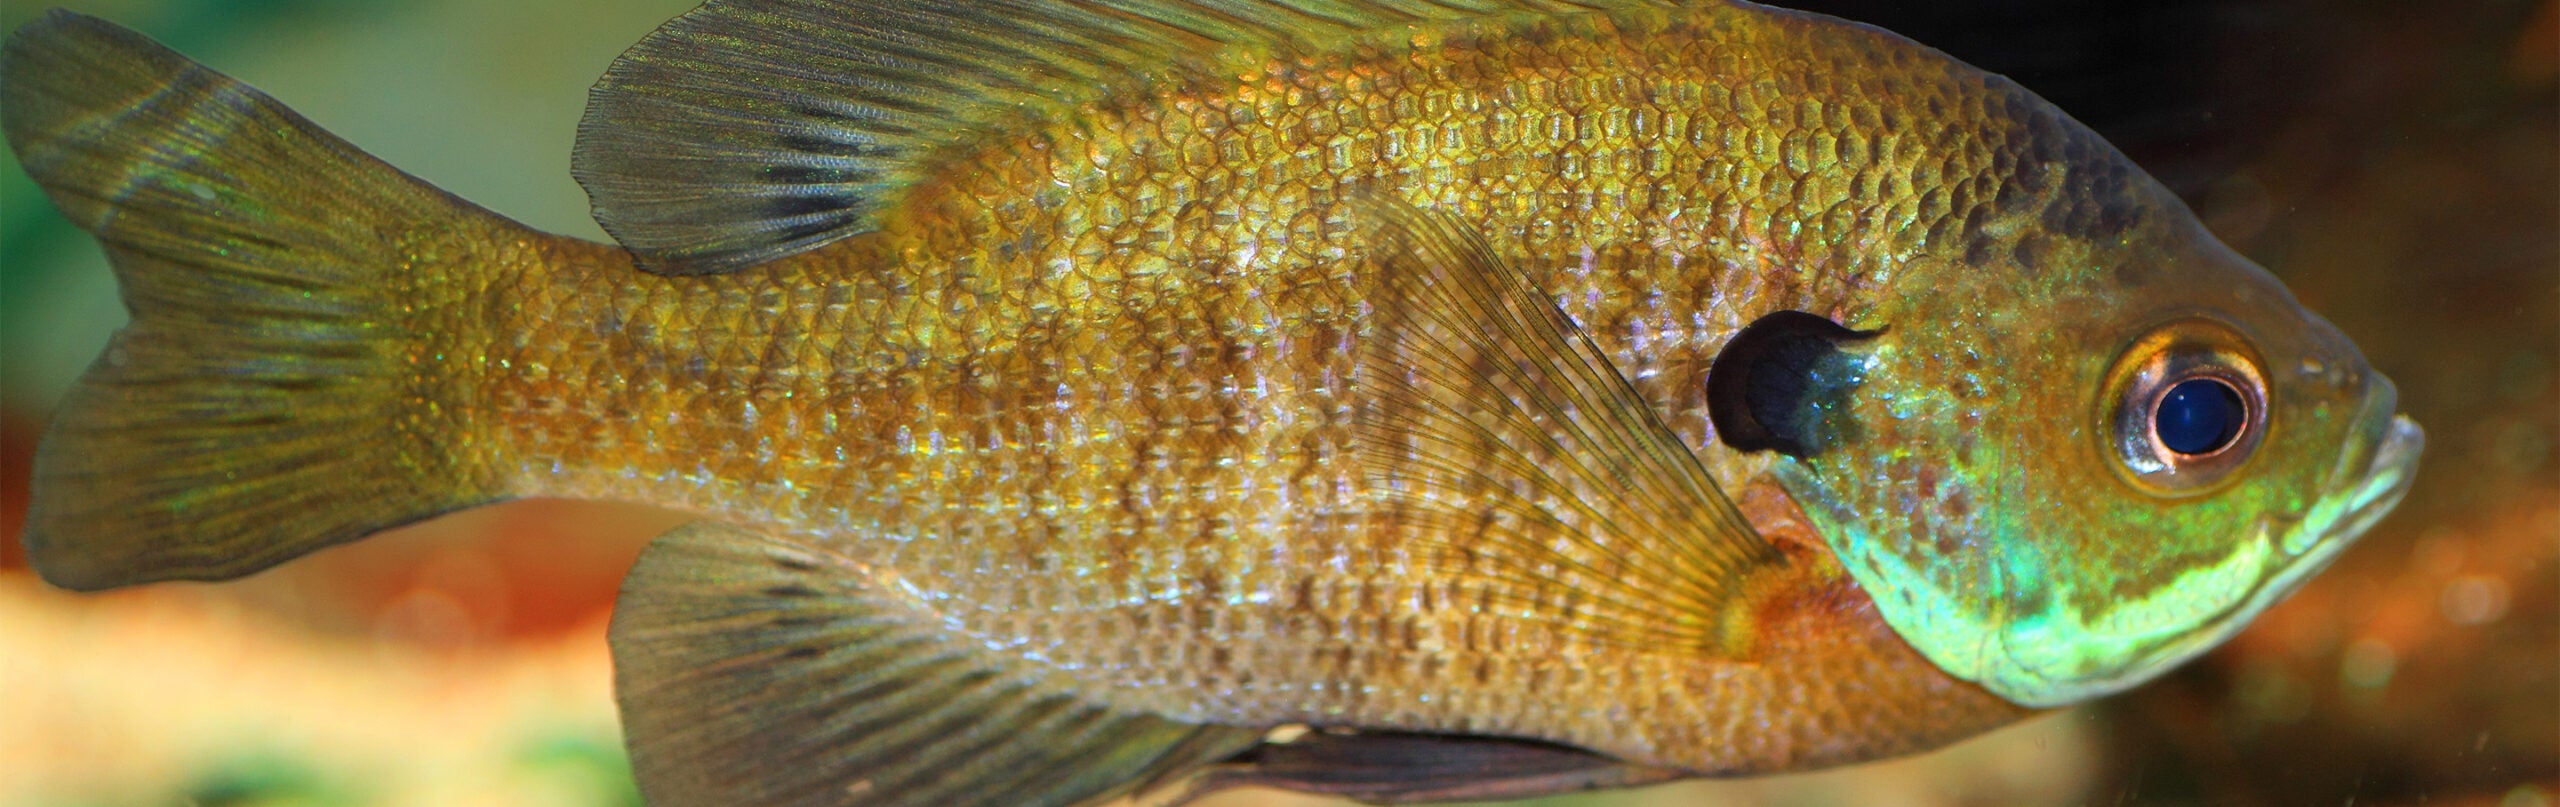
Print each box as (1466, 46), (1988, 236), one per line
(1775, 332), (2418, 707)
(1779, 443), (2291, 705)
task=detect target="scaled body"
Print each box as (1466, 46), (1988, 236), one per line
(491, 2), (2035, 770)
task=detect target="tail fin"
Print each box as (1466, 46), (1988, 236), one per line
(5, 12), (516, 589)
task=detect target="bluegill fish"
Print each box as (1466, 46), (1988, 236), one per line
(2, 1), (2420, 805)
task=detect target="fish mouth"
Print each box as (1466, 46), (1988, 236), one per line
(2283, 378), (2424, 563)
(2309, 413), (2424, 551)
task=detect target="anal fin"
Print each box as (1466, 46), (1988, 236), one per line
(611, 521), (1261, 807)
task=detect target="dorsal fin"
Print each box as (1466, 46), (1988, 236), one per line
(572, 0), (1665, 275)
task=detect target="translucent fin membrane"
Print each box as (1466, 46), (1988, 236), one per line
(572, 0), (1658, 274)
(611, 521), (1264, 806)
(4, 12), (513, 588)
(1353, 200), (1783, 659)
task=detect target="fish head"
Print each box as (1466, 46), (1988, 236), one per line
(1766, 126), (2422, 708)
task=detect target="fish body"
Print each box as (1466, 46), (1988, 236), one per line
(2, 1), (2419, 805)
(513, 1), (2032, 769)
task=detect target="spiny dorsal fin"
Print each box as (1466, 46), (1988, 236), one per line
(1353, 200), (1784, 660)
(572, 0), (1665, 275)
(611, 520), (1263, 806)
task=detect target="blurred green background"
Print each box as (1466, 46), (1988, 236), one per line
(1, 0), (694, 409)
(0, 0), (2551, 806)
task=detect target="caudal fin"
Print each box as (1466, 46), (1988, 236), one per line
(5, 12), (516, 589)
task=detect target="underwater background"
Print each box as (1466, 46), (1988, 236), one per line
(0, 0), (2550, 805)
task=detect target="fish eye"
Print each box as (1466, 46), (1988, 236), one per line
(2154, 377), (2247, 456)
(2103, 320), (2268, 494)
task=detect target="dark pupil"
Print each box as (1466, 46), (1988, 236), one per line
(2156, 378), (2246, 455)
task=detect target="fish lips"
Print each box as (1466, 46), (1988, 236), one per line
(2300, 380), (2425, 557)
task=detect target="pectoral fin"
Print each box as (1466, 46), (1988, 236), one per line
(1353, 200), (1786, 660)
(610, 521), (1261, 807)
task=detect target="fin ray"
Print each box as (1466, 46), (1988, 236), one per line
(573, 0), (1665, 274)
(1352, 200), (1784, 659)
(611, 521), (1263, 807)
(3, 12), (514, 588)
